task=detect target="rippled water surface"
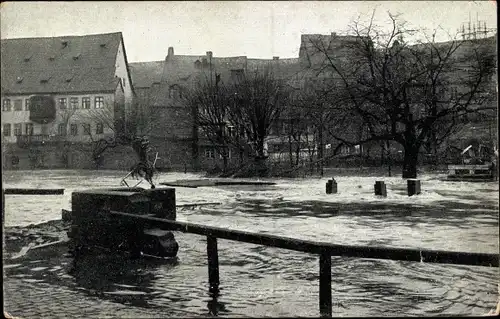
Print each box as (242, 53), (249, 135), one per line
(3, 169), (499, 317)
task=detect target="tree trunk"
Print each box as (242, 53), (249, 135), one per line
(295, 142), (300, 166)
(317, 128), (324, 177)
(402, 145), (419, 178)
(222, 153), (228, 173)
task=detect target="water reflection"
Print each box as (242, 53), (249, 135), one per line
(69, 250), (179, 307)
(207, 290), (229, 316)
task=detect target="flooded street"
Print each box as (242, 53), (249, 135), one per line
(3, 169), (499, 317)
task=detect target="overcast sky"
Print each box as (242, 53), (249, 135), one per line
(1, 1), (497, 62)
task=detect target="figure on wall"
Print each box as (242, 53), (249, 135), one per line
(121, 136), (158, 189)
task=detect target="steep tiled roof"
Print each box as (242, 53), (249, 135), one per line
(129, 61), (164, 88)
(1, 32), (122, 95)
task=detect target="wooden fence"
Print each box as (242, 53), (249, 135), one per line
(109, 210), (499, 317)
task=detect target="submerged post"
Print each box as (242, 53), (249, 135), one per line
(407, 179), (421, 196)
(326, 178), (337, 194)
(207, 235), (220, 295)
(319, 253), (332, 317)
(374, 181), (387, 197)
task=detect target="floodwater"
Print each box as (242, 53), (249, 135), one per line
(2, 169), (499, 317)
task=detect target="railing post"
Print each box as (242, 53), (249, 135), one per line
(319, 253), (332, 318)
(207, 235), (220, 295)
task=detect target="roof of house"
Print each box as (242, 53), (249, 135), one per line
(1, 32), (123, 95)
(129, 61), (164, 88)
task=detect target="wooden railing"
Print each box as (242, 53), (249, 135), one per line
(109, 210), (499, 318)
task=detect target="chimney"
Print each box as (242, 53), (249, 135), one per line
(331, 32), (337, 37)
(168, 47), (174, 57)
(273, 56), (279, 60)
(206, 51), (213, 59)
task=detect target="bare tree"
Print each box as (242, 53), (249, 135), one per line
(306, 11), (496, 178)
(77, 100), (161, 167)
(186, 73), (234, 173)
(185, 68), (289, 176)
(228, 67), (289, 176)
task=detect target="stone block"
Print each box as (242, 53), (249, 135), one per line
(326, 179), (337, 194)
(61, 209), (72, 222)
(143, 187), (176, 220)
(407, 179), (421, 196)
(70, 187), (178, 258)
(374, 181), (387, 197)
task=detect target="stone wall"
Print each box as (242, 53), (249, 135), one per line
(2, 143), (139, 171)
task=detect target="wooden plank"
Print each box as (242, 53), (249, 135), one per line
(109, 210), (499, 267)
(214, 180), (276, 186)
(448, 165), (491, 170)
(4, 188), (64, 195)
(159, 182), (199, 188)
(160, 179), (276, 188)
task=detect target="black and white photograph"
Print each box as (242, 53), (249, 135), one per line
(1, 1), (498, 317)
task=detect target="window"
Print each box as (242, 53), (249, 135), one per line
(354, 144), (362, 154)
(227, 126), (236, 137)
(14, 99), (23, 111)
(82, 123), (91, 135)
(96, 123), (104, 134)
(58, 98), (67, 109)
(58, 123), (67, 136)
(70, 124), (78, 136)
(95, 96), (104, 109)
(25, 98), (31, 111)
(219, 150), (231, 159)
(70, 97), (79, 109)
(82, 97), (91, 109)
(2, 99), (11, 111)
(204, 148), (215, 158)
(3, 124), (11, 136)
(200, 106), (208, 116)
(169, 87), (181, 99)
(14, 123), (22, 136)
(25, 123), (33, 135)
(340, 145), (350, 155)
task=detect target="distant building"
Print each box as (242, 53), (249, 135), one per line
(129, 47), (303, 171)
(1, 32), (136, 169)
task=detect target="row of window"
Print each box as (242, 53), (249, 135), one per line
(2, 96), (105, 111)
(2, 123), (34, 136)
(3, 123), (104, 137)
(204, 148), (232, 159)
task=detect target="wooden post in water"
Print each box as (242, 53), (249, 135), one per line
(326, 178), (337, 194)
(407, 179), (421, 196)
(374, 181), (387, 197)
(319, 253), (332, 317)
(207, 236), (220, 295)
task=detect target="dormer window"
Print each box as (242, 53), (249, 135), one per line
(61, 40), (68, 48)
(40, 76), (51, 83)
(73, 54), (81, 60)
(100, 43), (106, 48)
(16, 77), (23, 83)
(65, 76), (73, 83)
(24, 55), (32, 62)
(49, 56), (55, 61)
